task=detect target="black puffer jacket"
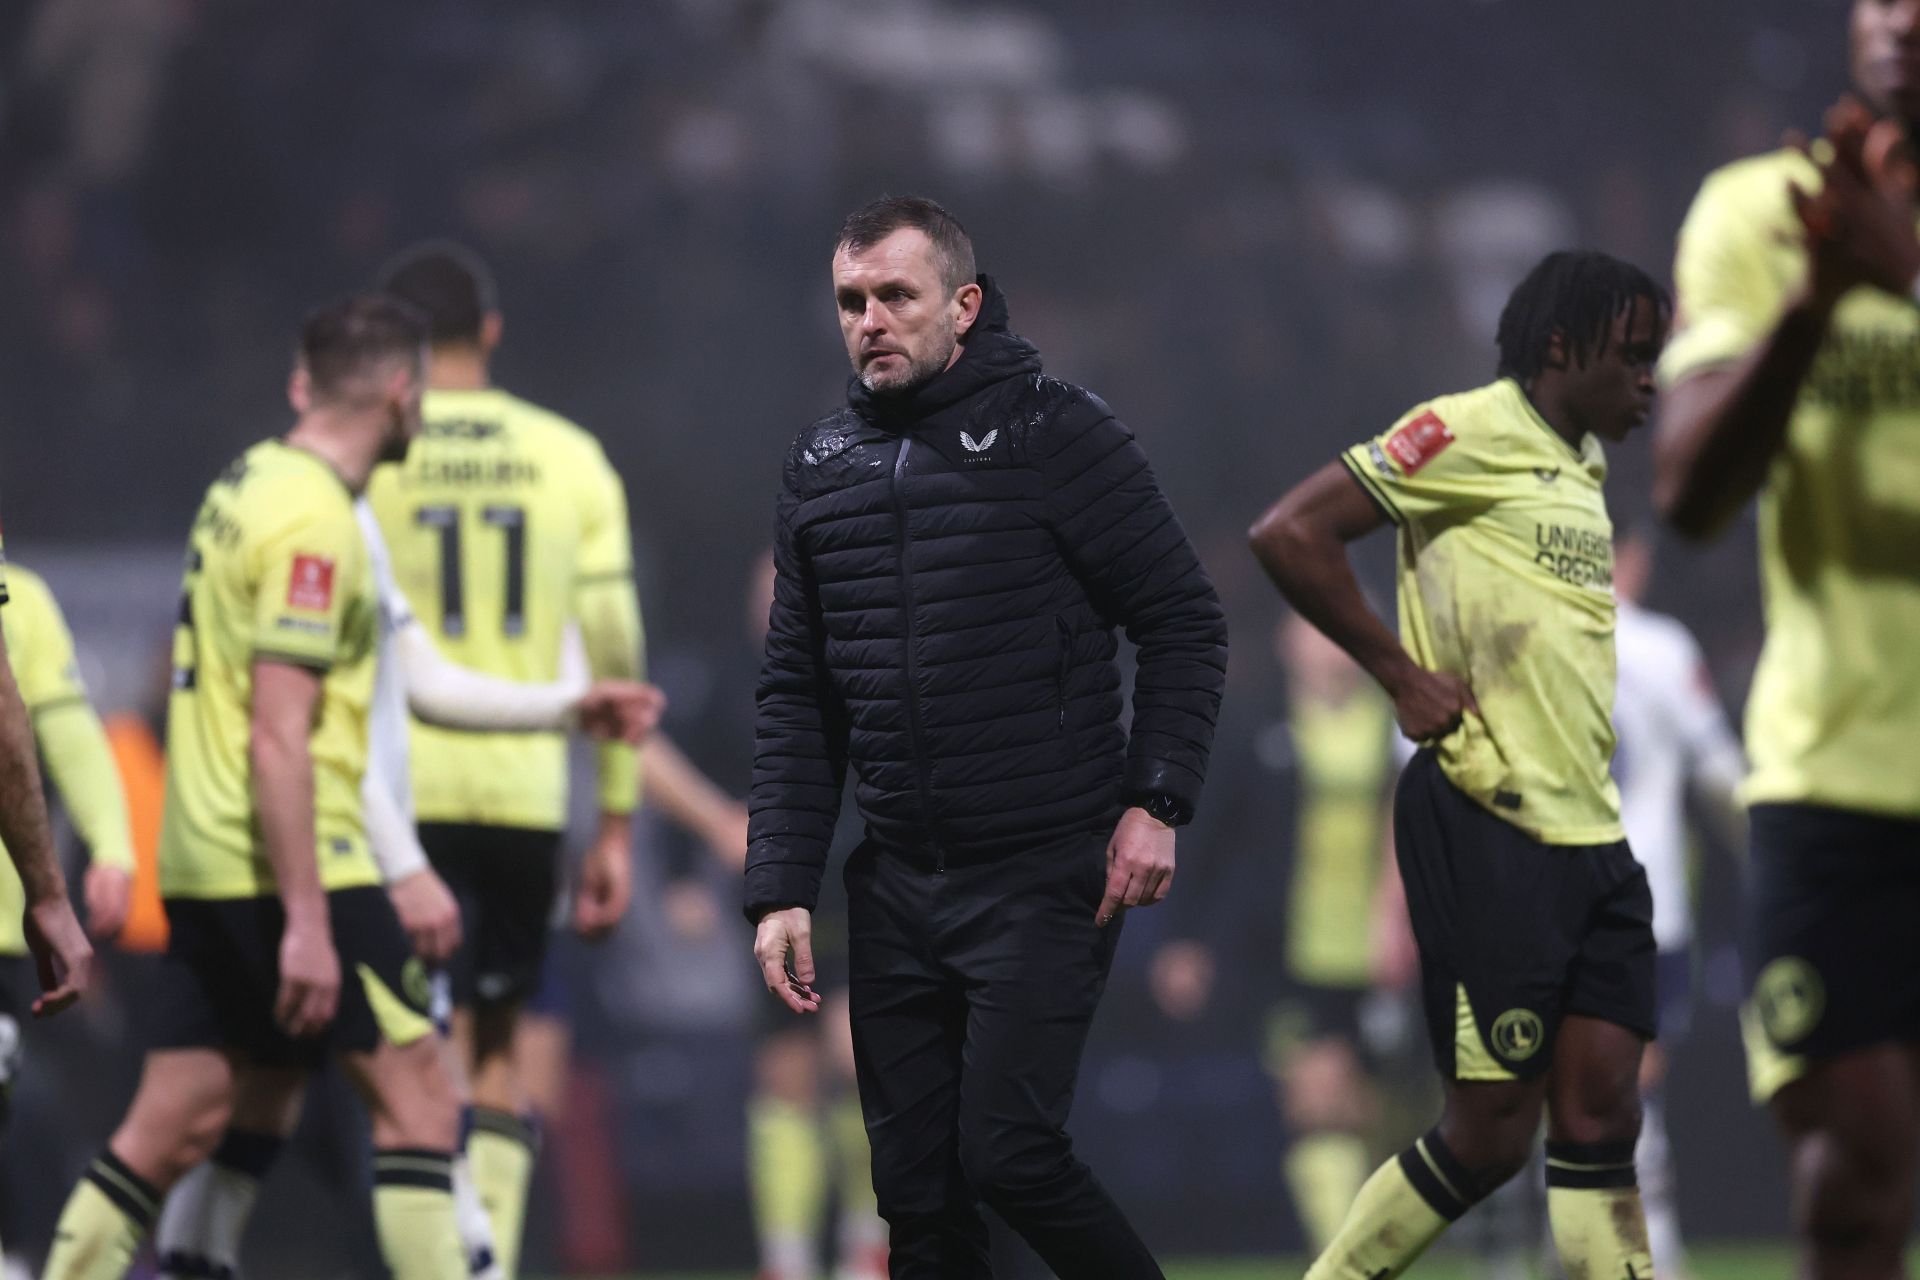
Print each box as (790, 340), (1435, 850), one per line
(744, 278), (1227, 919)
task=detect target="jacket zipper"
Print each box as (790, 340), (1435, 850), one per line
(892, 435), (944, 871)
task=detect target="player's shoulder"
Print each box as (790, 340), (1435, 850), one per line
(1393, 379), (1514, 451)
(223, 441), (360, 546)
(1687, 147), (1812, 227)
(1, 562), (52, 610)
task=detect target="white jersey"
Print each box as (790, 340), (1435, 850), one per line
(1613, 601), (1744, 952)
(356, 499), (425, 876)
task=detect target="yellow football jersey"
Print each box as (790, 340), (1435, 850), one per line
(1284, 688), (1395, 989)
(0, 565), (134, 953)
(1662, 149), (1920, 818)
(1342, 378), (1623, 845)
(159, 441), (381, 899)
(366, 387), (641, 831)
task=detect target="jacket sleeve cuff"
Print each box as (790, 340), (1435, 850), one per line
(1123, 757), (1206, 819)
(743, 854), (824, 924)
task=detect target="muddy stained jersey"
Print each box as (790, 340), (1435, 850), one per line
(1342, 378), (1622, 845)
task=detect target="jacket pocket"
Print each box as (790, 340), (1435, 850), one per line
(1054, 615), (1073, 732)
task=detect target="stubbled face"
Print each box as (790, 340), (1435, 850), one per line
(1564, 299), (1664, 444)
(832, 228), (974, 395)
(376, 354), (427, 464)
(1855, 0), (1920, 128)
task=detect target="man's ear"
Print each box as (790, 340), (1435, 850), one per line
(288, 365), (312, 414)
(481, 311), (504, 356)
(952, 281), (984, 339)
(1545, 328), (1570, 370)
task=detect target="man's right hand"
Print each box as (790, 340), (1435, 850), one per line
(388, 869), (463, 965)
(275, 911), (340, 1039)
(1386, 664), (1477, 743)
(24, 895), (92, 1017)
(753, 907), (822, 1015)
(573, 681), (666, 744)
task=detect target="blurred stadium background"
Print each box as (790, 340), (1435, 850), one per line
(0, 0), (1856, 1274)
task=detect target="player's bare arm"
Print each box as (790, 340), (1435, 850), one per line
(0, 624), (91, 1015)
(1249, 461), (1475, 742)
(251, 659), (341, 1039)
(1658, 95), (1920, 540)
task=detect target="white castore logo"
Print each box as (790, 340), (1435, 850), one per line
(960, 429), (999, 453)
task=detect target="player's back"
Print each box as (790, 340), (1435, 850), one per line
(366, 386), (631, 830)
(160, 440), (380, 900)
(1284, 687), (1394, 988)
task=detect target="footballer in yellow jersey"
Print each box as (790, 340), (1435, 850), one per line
(1656, 6), (1920, 1266)
(372, 242), (644, 1279)
(1262, 614), (1400, 1254)
(45, 296), (469, 1280)
(0, 565), (135, 956)
(1252, 251), (1667, 1280)
(0, 564), (132, 1145)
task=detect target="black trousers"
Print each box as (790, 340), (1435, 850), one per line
(844, 831), (1164, 1280)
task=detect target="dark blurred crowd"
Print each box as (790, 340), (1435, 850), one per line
(0, 0), (1854, 1271)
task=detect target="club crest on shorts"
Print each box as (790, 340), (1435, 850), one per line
(1490, 1007), (1545, 1061)
(1755, 956), (1824, 1048)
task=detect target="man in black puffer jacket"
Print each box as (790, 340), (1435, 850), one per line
(746, 196), (1227, 1279)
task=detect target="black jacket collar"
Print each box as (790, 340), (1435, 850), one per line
(846, 274), (1042, 427)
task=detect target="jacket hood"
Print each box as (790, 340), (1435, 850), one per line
(846, 274), (1042, 426)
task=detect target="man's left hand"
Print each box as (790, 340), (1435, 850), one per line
(572, 814), (633, 940)
(1096, 807), (1176, 926)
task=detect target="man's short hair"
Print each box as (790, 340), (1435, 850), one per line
(377, 240), (499, 345)
(1495, 250), (1670, 382)
(835, 196), (977, 294)
(299, 294), (427, 402)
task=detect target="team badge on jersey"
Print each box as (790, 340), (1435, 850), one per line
(287, 555), (336, 610)
(1385, 410), (1454, 474)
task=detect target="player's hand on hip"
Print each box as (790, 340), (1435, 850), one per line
(754, 907), (821, 1014)
(274, 912), (340, 1039)
(1386, 665), (1477, 744)
(572, 817), (632, 941)
(1788, 94), (1920, 306)
(388, 869), (463, 965)
(573, 681), (666, 744)
(24, 894), (93, 1017)
(83, 863), (133, 941)
(1098, 807), (1177, 926)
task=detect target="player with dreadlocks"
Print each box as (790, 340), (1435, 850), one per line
(1250, 250), (1669, 1279)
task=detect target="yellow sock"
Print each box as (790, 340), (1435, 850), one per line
(827, 1095), (878, 1220)
(1285, 1131), (1371, 1254)
(1545, 1140), (1654, 1279)
(44, 1151), (158, 1280)
(1305, 1129), (1480, 1280)
(749, 1095), (828, 1276)
(372, 1148), (468, 1280)
(468, 1109), (538, 1278)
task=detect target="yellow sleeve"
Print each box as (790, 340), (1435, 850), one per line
(1658, 159), (1804, 387)
(251, 506), (365, 672)
(7, 574), (134, 871)
(1339, 399), (1502, 526)
(6, 571), (87, 716)
(573, 443), (642, 814)
(37, 701), (134, 872)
